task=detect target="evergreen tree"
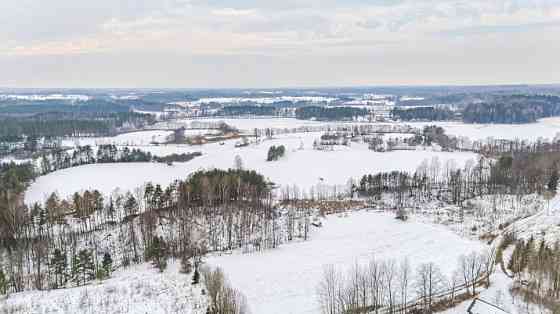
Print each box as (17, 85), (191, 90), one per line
(0, 269), (7, 295)
(72, 250), (95, 286)
(192, 266), (200, 285)
(548, 168), (559, 193)
(147, 236), (168, 272)
(50, 248), (67, 288)
(102, 252), (113, 278)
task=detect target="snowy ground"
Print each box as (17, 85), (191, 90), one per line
(1, 262), (207, 314)
(178, 117), (326, 132)
(505, 192), (560, 245)
(182, 117), (560, 141)
(0, 156), (32, 165)
(206, 211), (486, 314)
(25, 132), (477, 204)
(404, 117), (560, 141)
(61, 130), (174, 147)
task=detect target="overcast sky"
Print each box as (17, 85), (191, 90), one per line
(1, 0), (560, 88)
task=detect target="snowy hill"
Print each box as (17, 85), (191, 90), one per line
(1, 262), (208, 314)
(506, 193), (560, 245)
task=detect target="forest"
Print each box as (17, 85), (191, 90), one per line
(219, 105), (279, 116)
(37, 145), (202, 175)
(0, 112), (155, 142)
(391, 106), (457, 122)
(0, 167), (314, 297)
(295, 106), (368, 121)
(462, 95), (560, 124)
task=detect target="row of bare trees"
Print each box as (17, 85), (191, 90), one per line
(202, 267), (251, 314)
(317, 248), (496, 314)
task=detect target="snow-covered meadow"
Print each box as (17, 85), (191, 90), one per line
(25, 132), (478, 204)
(180, 117), (560, 141)
(207, 211), (486, 314)
(1, 262), (208, 314)
(61, 130), (174, 147)
(404, 117), (560, 141)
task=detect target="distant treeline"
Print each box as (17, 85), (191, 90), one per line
(219, 105), (278, 116)
(295, 106), (368, 121)
(392, 106), (456, 121)
(40, 145), (202, 175)
(463, 95), (560, 124)
(0, 112), (155, 141)
(0, 99), (132, 115)
(394, 95), (560, 124)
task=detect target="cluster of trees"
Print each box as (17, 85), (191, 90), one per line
(0, 99), (133, 115)
(295, 106), (368, 121)
(39, 145), (153, 174)
(0, 162), (36, 242)
(266, 145), (286, 161)
(154, 152), (203, 164)
(357, 149), (560, 211)
(462, 95), (560, 124)
(507, 236), (560, 306)
(219, 105), (278, 116)
(38, 145), (202, 175)
(0, 169), (312, 294)
(317, 250), (494, 314)
(392, 106), (457, 121)
(203, 267), (251, 314)
(0, 112), (155, 142)
(392, 95), (560, 124)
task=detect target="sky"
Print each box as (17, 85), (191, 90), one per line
(1, 0), (560, 88)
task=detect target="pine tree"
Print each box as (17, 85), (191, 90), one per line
(548, 168), (559, 193)
(102, 252), (113, 278)
(192, 266), (200, 285)
(51, 248), (67, 288)
(0, 269), (7, 295)
(147, 236), (168, 272)
(72, 250), (95, 286)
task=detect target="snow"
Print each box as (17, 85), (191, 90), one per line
(182, 117), (560, 141)
(1, 262), (208, 314)
(206, 211), (486, 314)
(404, 117), (560, 141)
(194, 96), (337, 105)
(181, 117), (326, 132)
(25, 132), (478, 204)
(0, 156), (32, 165)
(0, 94), (90, 101)
(61, 130), (174, 147)
(505, 192), (560, 245)
(25, 162), (186, 204)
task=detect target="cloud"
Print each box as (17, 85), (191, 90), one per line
(2, 0), (560, 86)
(211, 8), (257, 17)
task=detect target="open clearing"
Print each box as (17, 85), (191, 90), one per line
(183, 117), (560, 141)
(207, 211), (486, 314)
(25, 132), (477, 204)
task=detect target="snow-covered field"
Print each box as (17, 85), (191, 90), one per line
(61, 130), (174, 147)
(180, 116), (560, 141)
(25, 132), (477, 204)
(207, 211), (486, 314)
(180, 117), (326, 132)
(405, 117), (560, 141)
(1, 262), (207, 314)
